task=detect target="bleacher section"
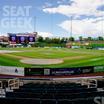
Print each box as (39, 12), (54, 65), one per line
(0, 79), (104, 104)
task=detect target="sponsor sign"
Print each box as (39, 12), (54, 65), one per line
(80, 66), (94, 74)
(25, 68), (44, 76)
(44, 69), (50, 75)
(94, 66), (104, 70)
(0, 66), (24, 76)
(50, 68), (78, 76)
(24, 66), (94, 76)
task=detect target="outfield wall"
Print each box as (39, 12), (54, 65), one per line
(0, 66), (104, 77)
(24, 66), (94, 76)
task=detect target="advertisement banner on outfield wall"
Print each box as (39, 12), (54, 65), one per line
(24, 66), (94, 76)
(25, 68), (44, 76)
(94, 66), (104, 70)
(50, 66), (94, 76)
(0, 66), (24, 76)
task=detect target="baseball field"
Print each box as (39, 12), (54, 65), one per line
(0, 47), (104, 71)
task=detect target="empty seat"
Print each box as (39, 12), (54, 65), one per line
(3, 82), (104, 104)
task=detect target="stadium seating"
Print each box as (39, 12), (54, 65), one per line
(97, 80), (104, 88)
(0, 81), (104, 104)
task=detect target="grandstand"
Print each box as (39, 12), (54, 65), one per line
(0, 77), (104, 104)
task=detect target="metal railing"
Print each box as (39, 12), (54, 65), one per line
(0, 81), (3, 89)
(8, 78), (20, 90)
(81, 79), (98, 88)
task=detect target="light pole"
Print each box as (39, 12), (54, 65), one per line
(34, 16), (37, 32)
(70, 16), (73, 38)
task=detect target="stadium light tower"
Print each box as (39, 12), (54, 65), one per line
(102, 10), (104, 36)
(34, 16), (37, 32)
(99, 0), (104, 37)
(70, 16), (73, 37)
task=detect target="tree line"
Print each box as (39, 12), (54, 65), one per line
(37, 36), (104, 43)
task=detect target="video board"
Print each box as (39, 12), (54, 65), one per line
(8, 33), (36, 44)
(9, 34), (17, 44)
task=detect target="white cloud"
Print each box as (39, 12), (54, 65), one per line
(38, 32), (53, 37)
(59, 18), (104, 38)
(43, 0), (104, 38)
(43, 0), (104, 17)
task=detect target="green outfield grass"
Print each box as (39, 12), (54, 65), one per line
(0, 47), (104, 70)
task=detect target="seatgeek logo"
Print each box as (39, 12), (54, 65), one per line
(0, 5), (33, 29)
(94, 97), (104, 104)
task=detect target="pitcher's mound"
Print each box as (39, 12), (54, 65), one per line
(21, 59), (63, 65)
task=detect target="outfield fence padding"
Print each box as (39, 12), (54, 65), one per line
(24, 66), (94, 76)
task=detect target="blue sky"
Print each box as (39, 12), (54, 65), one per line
(0, 0), (104, 38)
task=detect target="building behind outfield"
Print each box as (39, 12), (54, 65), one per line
(0, 36), (9, 47)
(8, 32), (37, 47)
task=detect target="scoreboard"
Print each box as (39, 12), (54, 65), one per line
(8, 33), (36, 44)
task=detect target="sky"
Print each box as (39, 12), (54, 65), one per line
(0, 0), (104, 38)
